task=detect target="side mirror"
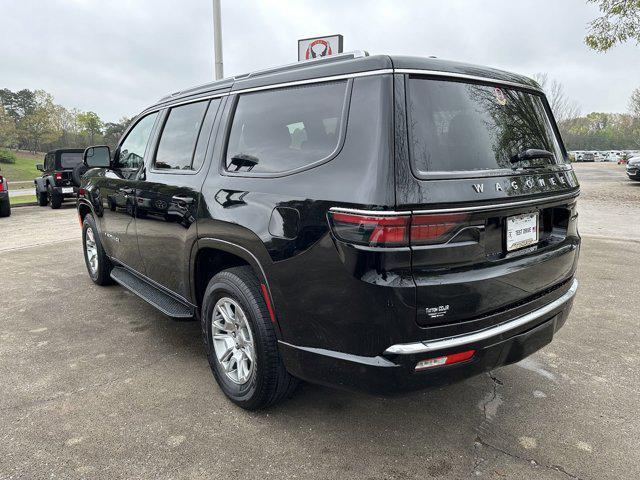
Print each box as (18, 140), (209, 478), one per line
(36, 164), (44, 172)
(83, 145), (111, 168)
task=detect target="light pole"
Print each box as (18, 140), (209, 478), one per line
(213, 0), (224, 80)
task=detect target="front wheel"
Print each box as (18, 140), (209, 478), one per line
(202, 266), (298, 410)
(82, 214), (113, 285)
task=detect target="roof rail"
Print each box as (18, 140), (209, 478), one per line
(233, 50), (370, 81)
(156, 51), (370, 102)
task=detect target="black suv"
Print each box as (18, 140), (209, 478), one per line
(35, 149), (85, 208)
(77, 52), (580, 409)
(0, 168), (10, 217)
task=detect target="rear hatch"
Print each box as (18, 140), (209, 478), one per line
(396, 73), (580, 328)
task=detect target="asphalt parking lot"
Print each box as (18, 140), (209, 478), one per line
(0, 162), (638, 479)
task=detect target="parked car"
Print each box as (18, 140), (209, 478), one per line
(627, 157), (640, 181)
(77, 52), (581, 409)
(0, 168), (10, 217)
(35, 149), (86, 208)
(581, 152), (595, 162)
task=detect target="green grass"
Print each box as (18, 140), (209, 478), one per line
(0, 151), (43, 182)
(10, 194), (37, 205)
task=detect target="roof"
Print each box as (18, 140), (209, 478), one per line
(150, 52), (540, 110)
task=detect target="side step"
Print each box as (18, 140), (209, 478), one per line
(110, 266), (194, 319)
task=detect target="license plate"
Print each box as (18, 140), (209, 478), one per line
(61, 187), (74, 194)
(506, 213), (539, 251)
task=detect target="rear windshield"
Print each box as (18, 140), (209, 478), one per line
(60, 152), (83, 169)
(407, 77), (564, 174)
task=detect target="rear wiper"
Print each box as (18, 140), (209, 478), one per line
(510, 149), (555, 165)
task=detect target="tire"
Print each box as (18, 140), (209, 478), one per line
(82, 214), (113, 285)
(49, 188), (62, 209)
(0, 198), (10, 217)
(72, 163), (88, 187)
(37, 189), (48, 206)
(202, 266), (298, 410)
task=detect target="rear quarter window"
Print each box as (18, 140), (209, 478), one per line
(406, 77), (565, 176)
(225, 80), (349, 175)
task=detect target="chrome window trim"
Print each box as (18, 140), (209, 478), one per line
(411, 191), (580, 214)
(395, 68), (542, 92)
(384, 279), (578, 355)
(329, 190), (579, 217)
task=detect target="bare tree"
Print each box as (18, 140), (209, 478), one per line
(533, 73), (581, 123)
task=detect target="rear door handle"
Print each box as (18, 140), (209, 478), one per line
(172, 195), (195, 204)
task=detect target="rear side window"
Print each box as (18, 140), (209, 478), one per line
(60, 152), (83, 169)
(225, 81), (348, 174)
(407, 77), (564, 175)
(154, 101), (210, 170)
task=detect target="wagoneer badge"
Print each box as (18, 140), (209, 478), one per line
(472, 172), (570, 195)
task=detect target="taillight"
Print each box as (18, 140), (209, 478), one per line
(415, 350), (475, 371)
(55, 172), (63, 181)
(0, 176), (4, 192)
(411, 213), (469, 245)
(328, 210), (470, 247)
(328, 212), (410, 247)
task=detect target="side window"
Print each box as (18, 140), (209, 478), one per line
(118, 112), (158, 169)
(225, 80), (348, 174)
(154, 100), (209, 170)
(192, 98), (221, 171)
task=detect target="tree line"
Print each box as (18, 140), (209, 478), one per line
(1, 81), (639, 155)
(0, 88), (130, 154)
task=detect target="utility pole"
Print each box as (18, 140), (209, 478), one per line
(213, 0), (224, 80)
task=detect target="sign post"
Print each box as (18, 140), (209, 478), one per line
(298, 34), (344, 61)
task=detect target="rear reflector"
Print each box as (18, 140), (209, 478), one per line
(328, 210), (470, 247)
(415, 350), (475, 371)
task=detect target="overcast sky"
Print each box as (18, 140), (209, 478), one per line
(2, 0), (637, 122)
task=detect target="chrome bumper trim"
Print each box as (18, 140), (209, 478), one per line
(384, 279), (578, 355)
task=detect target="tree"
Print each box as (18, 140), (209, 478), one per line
(585, 0), (640, 52)
(629, 87), (640, 117)
(103, 117), (130, 149)
(77, 111), (104, 144)
(533, 73), (581, 123)
(0, 105), (18, 148)
(18, 90), (57, 153)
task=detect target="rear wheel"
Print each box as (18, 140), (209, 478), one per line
(37, 189), (48, 206)
(49, 186), (62, 209)
(82, 214), (113, 285)
(202, 266), (298, 410)
(0, 198), (10, 217)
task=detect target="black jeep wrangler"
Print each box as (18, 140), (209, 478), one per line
(35, 149), (86, 208)
(0, 167), (10, 217)
(77, 52), (580, 409)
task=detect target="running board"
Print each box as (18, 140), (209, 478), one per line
(110, 266), (194, 319)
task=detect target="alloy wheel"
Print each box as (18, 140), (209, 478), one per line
(211, 297), (256, 385)
(85, 227), (98, 275)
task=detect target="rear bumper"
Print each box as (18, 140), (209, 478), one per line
(52, 185), (78, 196)
(279, 279), (577, 395)
(627, 169), (640, 180)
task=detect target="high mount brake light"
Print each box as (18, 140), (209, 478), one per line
(328, 210), (469, 247)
